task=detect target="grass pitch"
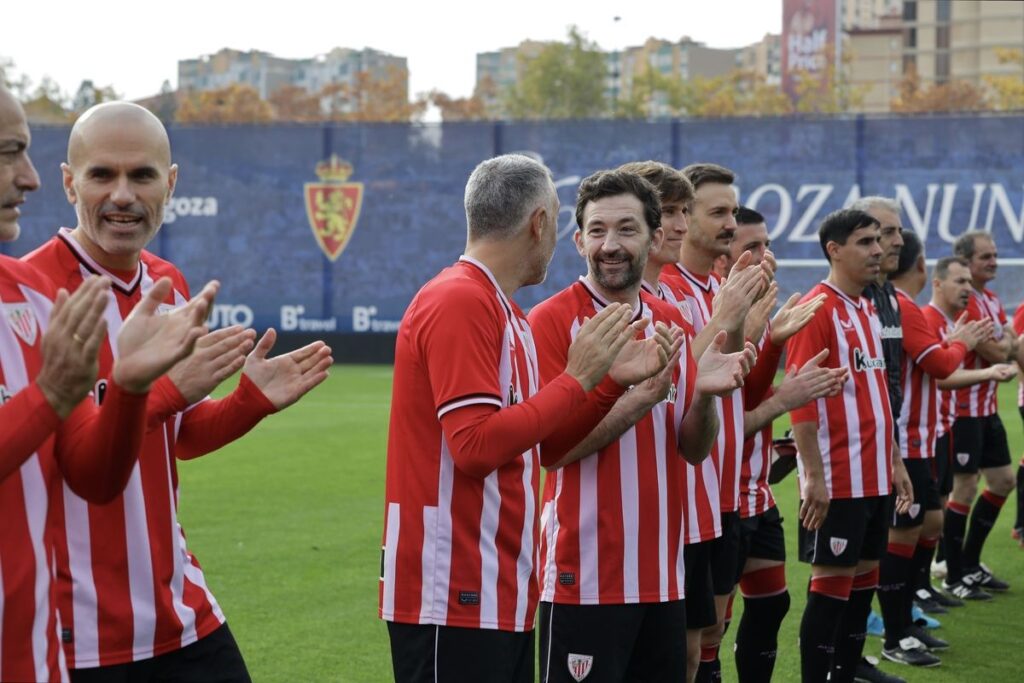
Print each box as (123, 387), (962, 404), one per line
(179, 367), (1024, 682)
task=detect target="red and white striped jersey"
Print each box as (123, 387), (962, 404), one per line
(656, 273), (721, 543)
(380, 257), (542, 632)
(23, 231), (225, 668)
(0, 256), (66, 682)
(529, 280), (695, 605)
(660, 264), (744, 514)
(1014, 303), (1024, 408)
(787, 282), (894, 500)
(739, 329), (776, 519)
(896, 290), (968, 460)
(956, 288), (1007, 418)
(922, 304), (958, 438)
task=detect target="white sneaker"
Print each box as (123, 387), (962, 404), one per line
(930, 559), (947, 580)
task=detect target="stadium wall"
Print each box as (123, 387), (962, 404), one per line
(10, 115), (1024, 363)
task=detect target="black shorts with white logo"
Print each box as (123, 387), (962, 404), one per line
(387, 621), (533, 683)
(70, 623), (250, 683)
(708, 511), (741, 596)
(891, 458), (942, 528)
(951, 414), (1011, 473)
(735, 506), (787, 583)
(538, 600), (686, 683)
(683, 540), (717, 630)
(934, 431), (954, 496)
(798, 495), (890, 567)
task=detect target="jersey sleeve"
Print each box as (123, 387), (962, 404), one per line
(1014, 303), (1024, 336)
(175, 374), (277, 460)
(900, 296), (965, 379)
(786, 296), (830, 425)
(0, 382), (61, 483)
(416, 282), (506, 417)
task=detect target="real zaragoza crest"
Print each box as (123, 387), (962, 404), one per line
(304, 154), (364, 261)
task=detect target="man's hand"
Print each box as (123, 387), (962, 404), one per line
(744, 281), (777, 344)
(891, 458), (914, 515)
(695, 330), (756, 397)
(776, 349), (847, 411)
(37, 276), (111, 418)
(711, 251), (765, 333)
(762, 248), (778, 279)
(167, 326), (257, 403)
(769, 292), (825, 346)
(948, 313), (993, 351)
(565, 304), (644, 391)
(799, 472), (829, 530)
(242, 328), (333, 409)
(988, 363), (1017, 382)
(625, 331), (683, 408)
(607, 320), (675, 388)
(112, 279), (216, 394)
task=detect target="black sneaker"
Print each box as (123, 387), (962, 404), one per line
(906, 624), (949, 651)
(881, 637), (942, 667)
(923, 584), (964, 608)
(854, 656), (908, 683)
(972, 564), (1010, 591)
(942, 577), (993, 601)
(914, 589), (948, 614)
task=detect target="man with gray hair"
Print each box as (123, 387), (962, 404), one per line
(380, 154), (673, 682)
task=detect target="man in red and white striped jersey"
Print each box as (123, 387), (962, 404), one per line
(0, 86), (214, 682)
(878, 231), (990, 666)
(381, 155), (674, 683)
(922, 257), (1014, 600)
(24, 102), (333, 682)
(719, 207), (843, 681)
(530, 168), (755, 683)
(787, 208), (913, 683)
(660, 163), (772, 682)
(944, 231), (1020, 594)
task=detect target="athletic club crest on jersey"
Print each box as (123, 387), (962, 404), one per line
(304, 154), (364, 262)
(830, 536), (848, 556)
(909, 504), (921, 519)
(567, 653), (593, 681)
(4, 303), (37, 346)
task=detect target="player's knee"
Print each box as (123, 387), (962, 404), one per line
(985, 468), (1015, 496)
(952, 477), (978, 505)
(701, 620), (724, 645)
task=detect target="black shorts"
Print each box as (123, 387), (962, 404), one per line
(708, 511), (741, 596)
(951, 414), (1011, 473)
(683, 540), (717, 630)
(387, 621), (533, 683)
(892, 459), (942, 528)
(935, 432), (954, 497)
(798, 495), (890, 567)
(735, 506), (787, 583)
(70, 623), (250, 683)
(539, 600), (686, 683)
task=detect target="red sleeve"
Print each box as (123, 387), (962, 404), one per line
(900, 296), (965, 380)
(1013, 303), (1024, 336)
(0, 382), (61, 483)
(528, 296), (626, 466)
(55, 381), (149, 504)
(440, 372), (589, 477)
(145, 375), (189, 432)
(786, 296), (830, 425)
(175, 374), (277, 460)
(744, 338), (783, 405)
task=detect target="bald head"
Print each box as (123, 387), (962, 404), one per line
(68, 101), (171, 168)
(62, 100), (178, 269)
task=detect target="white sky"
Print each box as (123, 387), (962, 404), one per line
(5, 0), (781, 101)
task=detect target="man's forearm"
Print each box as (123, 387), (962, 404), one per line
(548, 390), (656, 469)
(938, 367), (995, 389)
(678, 393), (719, 464)
(792, 421), (824, 480)
(744, 393), (787, 438)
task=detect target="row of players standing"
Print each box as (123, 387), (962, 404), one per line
(380, 153), (1024, 683)
(0, 90), (332, 681)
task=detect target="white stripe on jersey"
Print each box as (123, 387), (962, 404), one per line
(161, 428), (199, 647)
(23, 455), (50, 683)
(437, 396), (503, 418)
(420, 502), (441, 623)
(382, 504), (400, 617)
(123, 464), (157, 656)
(619, 428), (640, 603)
(578, 452), (600, 604)
(63, 487), (98, 664)
(514, 451), (534, 632)
(478, 471), (501, 628)
(832, 308), (861, 497)
(850, 305), (891, 494)
(652, 402), (670, 602)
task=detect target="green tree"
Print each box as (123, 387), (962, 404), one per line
(504, 26), (608, 119)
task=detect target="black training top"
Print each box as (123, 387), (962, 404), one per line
(865, 279), (903, 421)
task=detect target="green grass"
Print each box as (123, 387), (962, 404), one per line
(178, 368), (1024, 682)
